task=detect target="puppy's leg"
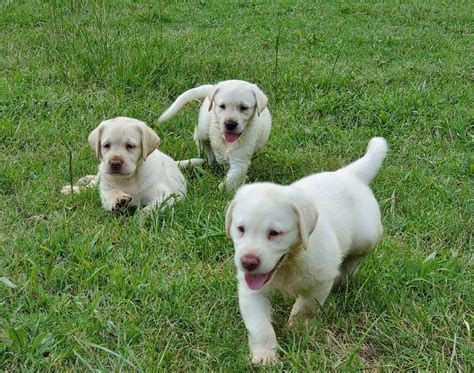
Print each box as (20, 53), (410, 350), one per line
(101, 189), (132, 212)
(201, 139), (216, 164)
(333, 254), (367, 288)
(139, 189), (183, 215)
(287, 280), (333, 328)
(221, 161), (249, 190)
(287, 293), (319, 328)
(194, 128), (215, 164)
(239, 287), (279, 365)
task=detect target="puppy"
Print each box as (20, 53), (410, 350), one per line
(225, 138), (388, 365)
(62, 117), (189, 213)
(158, 80), (271, 190)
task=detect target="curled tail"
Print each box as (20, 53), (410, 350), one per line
(341, 137), (388, 184)
(158, 84), (214, 123)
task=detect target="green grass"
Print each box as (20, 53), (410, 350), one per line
(1, 0), (472, 370)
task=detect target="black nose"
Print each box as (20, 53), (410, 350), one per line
(241, 255), (260, 271)
(109, 159), (123, 170)
(224, 120), (238, 131)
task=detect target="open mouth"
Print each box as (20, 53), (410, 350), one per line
(244, 254), (286, 290)
(223, 132), (241, 143)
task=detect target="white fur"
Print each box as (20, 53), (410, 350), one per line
(158, 80), (272, 190)
(225, 137), (388, 365)
(61, 117), (187, 214)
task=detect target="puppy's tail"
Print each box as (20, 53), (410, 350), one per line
(341, 137), (388, 184)
(176, 158), (206, 169)
(158, 85), (214, 123)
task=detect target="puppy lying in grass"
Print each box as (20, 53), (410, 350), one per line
(158, 80), (271, 190)
(61, 117), (203, 214)
(225, 137), (388, 365)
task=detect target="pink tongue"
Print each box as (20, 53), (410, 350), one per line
(224, 132), (240, 143)
(244, 272), (271, 290)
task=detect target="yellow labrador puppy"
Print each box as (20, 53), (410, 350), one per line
(158, 80), (271, 190)
(62, 117), (190, 213)
(226, 138), (388, 365)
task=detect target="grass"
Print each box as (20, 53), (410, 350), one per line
(0, 0), (472, 370)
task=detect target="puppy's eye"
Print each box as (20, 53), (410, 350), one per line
(239, 105), (248, 111)
(268, 230), (281, 239)
(126, 144), (135, 150)
(219, 104), (226, 110)
(237, 226), (245, 233)
(103, 143), (110, 149)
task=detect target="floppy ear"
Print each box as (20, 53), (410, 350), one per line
(290, 192), (318, 249)
(225, 199), (236, 237)
(140, 125), (161, 161)
(207, 85), (220, 111)
(88, 125), (103, 159)
(252, 84), (268, 116)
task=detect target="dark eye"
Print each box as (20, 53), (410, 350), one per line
(268, 230), (281, 239)
(126, 144), (135, 150)
(219, 104), (226, 110)
(103, 143), (110, 149)
(239, 105), (248, 111)
(237, 226), (245, 233)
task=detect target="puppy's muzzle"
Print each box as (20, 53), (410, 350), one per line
(241, 255), (260, 271)
(224, 120), (238, 132)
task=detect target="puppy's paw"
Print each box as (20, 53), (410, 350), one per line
(251, 349), (280, 365)
(111, 194), (132, 212)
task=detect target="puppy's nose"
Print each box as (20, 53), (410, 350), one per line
(109, 159), (123, 170)
(224, 120), (238, 131)
(241, 255), (260, 271)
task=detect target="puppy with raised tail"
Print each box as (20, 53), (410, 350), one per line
(61, 117), (200, 213)
(158, 80), (271, 190)
(225, 138), (388, 365)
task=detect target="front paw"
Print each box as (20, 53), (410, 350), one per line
(111, 194), (132, 212)
(251, 349), (280, 365)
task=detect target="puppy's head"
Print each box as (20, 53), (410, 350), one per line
(88, 117), (160, 177)
(225, 183), (318, 291)
(207, 80), (268, 144)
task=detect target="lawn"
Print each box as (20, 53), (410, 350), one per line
(0, 0), (472, 370)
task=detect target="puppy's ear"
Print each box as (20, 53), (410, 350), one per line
(88, 125), (103, 159)
(225, 199), (236, 237)
(290, 192), (318, 249)
(252, 84), (268, 116)
(140, 125), (161, 161)
(207, 85), (220, 111)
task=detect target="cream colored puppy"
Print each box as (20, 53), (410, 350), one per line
(158, 80), (271, 190)
(226, 138), (388, 365)
(62, 117), (187, 213)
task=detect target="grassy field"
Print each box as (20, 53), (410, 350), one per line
(1, 0), (472, 370)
